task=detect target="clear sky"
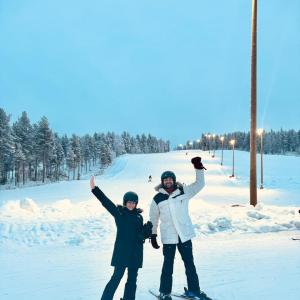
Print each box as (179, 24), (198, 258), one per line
(0, 0), (299, 147)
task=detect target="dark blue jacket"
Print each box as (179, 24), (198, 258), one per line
(92, 186), (148, 268)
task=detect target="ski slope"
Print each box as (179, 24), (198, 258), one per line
(0, 150), (300, 300)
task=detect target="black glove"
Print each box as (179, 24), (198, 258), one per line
(150, 234), (160, 249)
(138, 221), (153, 242)
(191, 156), (207, 170)
(143, 221), (153, 239)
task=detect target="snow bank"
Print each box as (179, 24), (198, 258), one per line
(0, 198), (114, 246)
(1, 198), (299, 247)
(192, 201), (300, 235)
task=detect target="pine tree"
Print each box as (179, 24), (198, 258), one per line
(0, 108), (14, 184)
(13, 142), (26, 185)
(100, 143), (112, 167)
(35, 116), (54, 182)
(12, 111), (33, 184)
(70, 134), (81, 180)
(51, 134), (65, 181)
(81, 134), (92, 173)
(113, 134), (125, 156)
(140, 134), (149, 153)
(66, 148), (76, 180)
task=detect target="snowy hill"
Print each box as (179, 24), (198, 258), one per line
(0, 150), (299, 300)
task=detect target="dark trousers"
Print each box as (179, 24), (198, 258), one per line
(101, 266), (139, 300)
(159, 239), (200, 294)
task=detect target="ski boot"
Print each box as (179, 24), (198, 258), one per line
(183, 287), (213, 300)
(159, 292), (172, 300)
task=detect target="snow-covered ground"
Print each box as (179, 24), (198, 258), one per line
(0, 150), (300, 300)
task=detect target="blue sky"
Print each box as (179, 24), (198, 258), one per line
(0, 0), (299, 146)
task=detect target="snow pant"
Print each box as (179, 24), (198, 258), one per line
(101, 266), (139, 300)
(159, 239), (200, 294)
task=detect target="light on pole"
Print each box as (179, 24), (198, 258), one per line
(257, 128), (264, 189)
(229, 139), (236, 178)
(212, 134), (216, 158)
(196, 139), (201, 150)
(220, 136), (224, 165)
(189, 141), (193, 150)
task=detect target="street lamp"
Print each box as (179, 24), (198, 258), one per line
(250, 0), (258, 206)
(212, 134), (216, 158)
(220, 136), (224, 165)
(229, 139), (236, 178)
(196, 139), (201, 150)
(189, 141), (193, 150)
(257, 128), (264, 189)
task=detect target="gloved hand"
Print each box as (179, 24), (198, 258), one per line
(143, 221), (153, 239)
(191, 157), (207, 170)
(138, 221), (153, 242)
(150, 234), (160, 249)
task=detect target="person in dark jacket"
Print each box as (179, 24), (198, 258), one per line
(90, 176), (152, 300)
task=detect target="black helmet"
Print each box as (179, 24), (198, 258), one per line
(123, 191), (139, 206)
(161, 171), (176, 183)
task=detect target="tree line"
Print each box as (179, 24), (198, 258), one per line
(180, 130), (300, 155)
(0, 108), (170, 186)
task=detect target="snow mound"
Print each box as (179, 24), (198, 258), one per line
(20, 198), (40, 213)
(0, 198), (113, 246)
(193, 202), (300, 235)
(1, 197), (299, 247)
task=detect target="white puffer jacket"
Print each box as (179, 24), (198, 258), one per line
(149, 169), (205, 244)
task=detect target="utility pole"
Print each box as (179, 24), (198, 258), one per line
(250, 0), (258, 206)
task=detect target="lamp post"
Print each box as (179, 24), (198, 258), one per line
(189, 141), (193, 150)
(220, 136), (224, 165)
(212, 134), (216, 158)
(257, 128), (264, 189)
(196, 139), (201, 150)
(229, 139), (236, 178)
(250, 0), (258, 206)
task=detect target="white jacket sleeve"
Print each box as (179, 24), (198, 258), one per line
(149, 199), (160, 235)
(183, 169), (205, 199)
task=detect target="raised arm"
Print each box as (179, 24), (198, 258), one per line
(183, 157), (206, 198)
(90, 176), (119, 218)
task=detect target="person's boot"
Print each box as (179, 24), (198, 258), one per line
(159, 292), (172, 300)
(183, 287), (213, 300)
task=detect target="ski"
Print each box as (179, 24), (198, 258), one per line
(172, 293), (215, 300)
(292, 237), (300, 240)
(172, 288), (214, 300)
(149, 289), (160, 299)
(172, 292), (198, 299)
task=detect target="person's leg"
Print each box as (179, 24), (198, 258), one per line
(177, 239), (200, 293)
(101, 266), (126, 300)
(122, 267), (139, 300)
(159, 244), (176, 294)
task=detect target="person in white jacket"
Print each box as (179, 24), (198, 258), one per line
(149, 157), (212, 300)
